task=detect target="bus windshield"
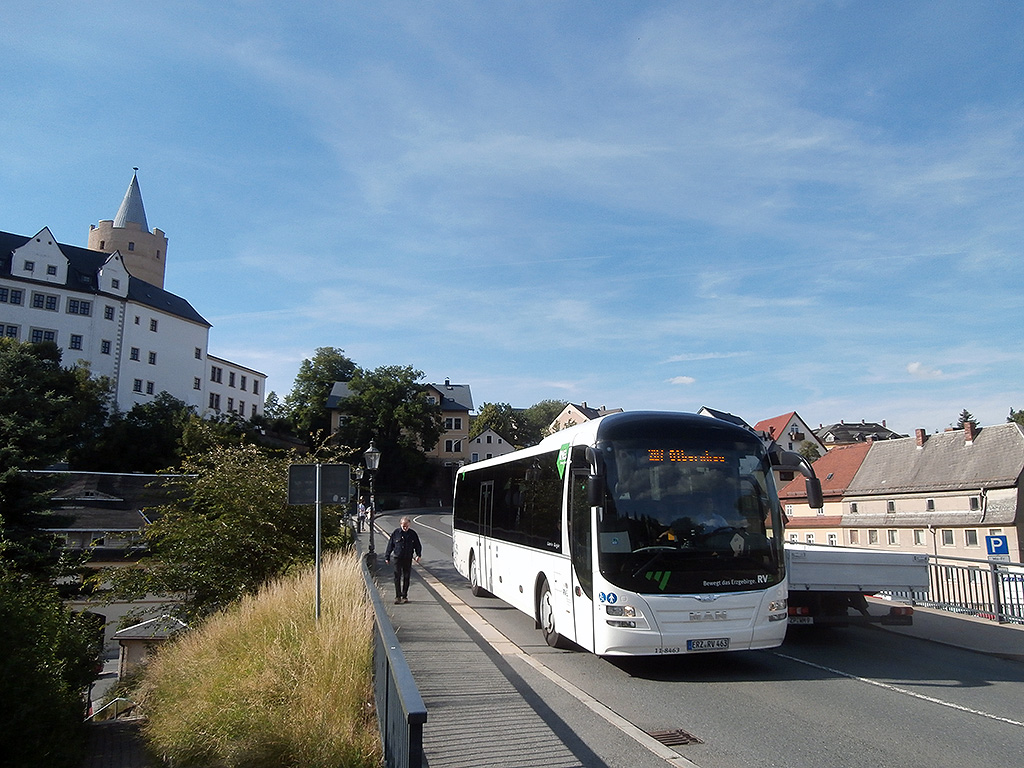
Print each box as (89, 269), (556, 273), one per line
(596, 435), (784, 595)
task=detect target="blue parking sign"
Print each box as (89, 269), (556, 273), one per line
(986, 535), (1009, 556)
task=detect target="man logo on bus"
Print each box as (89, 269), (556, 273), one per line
(599, 592), (618, 604)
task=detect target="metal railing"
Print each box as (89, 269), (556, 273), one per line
(360, 558), (427, 768)
(912, 553), (1024, 625)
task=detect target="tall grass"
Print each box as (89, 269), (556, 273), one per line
(139, 552), (382, 767)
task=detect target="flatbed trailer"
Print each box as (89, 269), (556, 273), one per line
(785, 542), (930, 627)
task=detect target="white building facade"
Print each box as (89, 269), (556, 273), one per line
(1, 175), (265, 418)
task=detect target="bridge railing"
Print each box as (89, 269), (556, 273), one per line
(360, 556), (428, 768)
(908, 553), (1024, 625)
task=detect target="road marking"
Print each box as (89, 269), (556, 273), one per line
(419, 568), (702, 768)
(773, 651), (1024, 729)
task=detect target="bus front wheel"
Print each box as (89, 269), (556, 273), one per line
(538, 578), (567, 649)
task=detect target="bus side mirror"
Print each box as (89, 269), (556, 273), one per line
(588, 475), (605, 506)
(805, 478), (823, 510)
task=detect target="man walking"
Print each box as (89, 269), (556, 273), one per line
(384, 516), (422, 604)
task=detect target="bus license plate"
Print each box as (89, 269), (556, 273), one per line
(687, 637), (730, 651)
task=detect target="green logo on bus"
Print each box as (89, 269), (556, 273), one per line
(556, 443), (571, 478)
(646, 571), (672, 591)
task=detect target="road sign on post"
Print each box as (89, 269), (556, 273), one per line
(287, 464), (351, 620)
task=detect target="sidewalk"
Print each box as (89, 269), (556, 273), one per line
(876, 600), (1024, 660)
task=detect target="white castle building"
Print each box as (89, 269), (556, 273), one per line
(0, 172), (265, 418)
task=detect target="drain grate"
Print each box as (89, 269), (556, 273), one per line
(647, 728), (704, 746)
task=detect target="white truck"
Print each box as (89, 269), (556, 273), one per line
(785, 542), (930, 626)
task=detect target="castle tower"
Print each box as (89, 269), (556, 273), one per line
(88, 169), (168, 288)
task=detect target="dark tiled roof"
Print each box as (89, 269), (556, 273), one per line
(0, 229), (209, 327)
(847, 423), (1024, 495)
(816, 421), (905, 443)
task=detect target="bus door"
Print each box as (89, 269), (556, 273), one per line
(570, 458), (595, 650)
(477, 480), (494, 593)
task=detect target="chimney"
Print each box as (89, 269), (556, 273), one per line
(964, 421), (977, 445)
(915, 428), (928, 448)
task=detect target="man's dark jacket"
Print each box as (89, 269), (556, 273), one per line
(385, 527), (422, 562)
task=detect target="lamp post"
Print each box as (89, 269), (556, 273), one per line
(364, 440), (381, 566)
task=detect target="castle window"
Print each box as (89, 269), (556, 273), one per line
(129, 347), (140, 361)
(195, 347), (202, 359)
(32, 292), (59, 311)
(148, 351), (157, 365)
(146, 381), (155, 395)
(128, 242), (135, 251)
(66, 299), (92, 316)
(30, 328), (56, 343)
(111, 279), (120, 289)
(23, 260), (34, 272)
(101, 340), (111, 355)
(133, 379), (143, 393)
(193, 377), (201, 390)
(2, 325), (19, 338)
(69, 334), (83, 350)
(104, 305), (115, 320)
(150, 318), (158, 332)
(47, 265), (57, 276)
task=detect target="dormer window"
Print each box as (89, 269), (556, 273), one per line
(128, 242), (135, 251)
(111, 279), (120, 289)
(47, 265), (57, 275)
(23, 260), (34, 272)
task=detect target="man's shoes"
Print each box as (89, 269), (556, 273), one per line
(400, 597), (408, 604)
(394, 598), (402, 604)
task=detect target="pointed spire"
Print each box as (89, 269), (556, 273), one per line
(113, 168), (149, 232)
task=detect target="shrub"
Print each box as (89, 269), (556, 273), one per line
(139, 552), (381, 767)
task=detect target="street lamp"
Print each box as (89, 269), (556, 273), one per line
(364, 440), (381, 565)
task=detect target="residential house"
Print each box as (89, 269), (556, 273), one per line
(549, 402), (623, 433)
(815, 420), (904, 448)
(467, 428), (515, 463)
(780, 423), (1024, 561)
(753, 412), (827, 458)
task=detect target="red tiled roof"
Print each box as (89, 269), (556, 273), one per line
(778, 441), (871, 500)
(753, 412), (796, 440)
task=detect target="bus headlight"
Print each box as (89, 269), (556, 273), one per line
(606, 605), (637, 617)
(768, 598), (787, 613)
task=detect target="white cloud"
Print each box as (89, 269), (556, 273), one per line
(669, 376), (697, 385)
(907, 362), (944, 379)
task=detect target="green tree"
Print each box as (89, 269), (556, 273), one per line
(0, 340), (107, 577)
(956, 409), (978, 429)
(284, 347), (356, 444)
(108, 444), (348, 623)
(334, 365), (443, 490)
(470, 402), (518, 442)
(798, 442), (822, 462)
(1009, 408), (1024, 428)
(70, 393), (195, 472)
(0, 566), (102, 767)
(517, 399), (567, 446)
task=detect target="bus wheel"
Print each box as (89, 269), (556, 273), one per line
(539, 578), (567, 648)
(469, 552), (488, 597)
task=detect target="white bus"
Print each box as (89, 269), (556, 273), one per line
(453, 411), (820, 656)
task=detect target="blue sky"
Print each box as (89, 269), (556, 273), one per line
(2, 1), (1022, 436)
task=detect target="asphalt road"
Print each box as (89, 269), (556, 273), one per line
(382, 510), (1024, 768)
